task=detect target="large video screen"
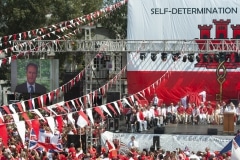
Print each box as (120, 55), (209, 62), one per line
(11, 59), (59, 100)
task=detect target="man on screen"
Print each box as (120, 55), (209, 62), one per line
(15, 62), (46, 95)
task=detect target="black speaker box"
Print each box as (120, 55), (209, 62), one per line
(67, 135), (81, 148)
(207, 128), (218, 135)
(154, 127), (165, 134)
(153, 136), (160, 148)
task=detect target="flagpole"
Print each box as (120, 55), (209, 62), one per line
(80, 127), (81, 144)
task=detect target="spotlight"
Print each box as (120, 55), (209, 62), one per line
(225, 53), (231, 62)
(188, 54), (194, 62)
(219, 52), (226, 62)
(214, 54), (219, 62)
(209, 54), (214, 62)
(140, 52), (146, 60)
(151, 52), (157, 61)
(172, 53), (181, 62)
(203, 54), (209, 62)
(235, 52), (240, 62)
(196, 55), (201, 62)
(182, 55), (187, 62)
(161, 53), (167, 61)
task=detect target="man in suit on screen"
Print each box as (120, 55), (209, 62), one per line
(15, 62), (46, 95)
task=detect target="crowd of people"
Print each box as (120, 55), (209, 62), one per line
(125, 95), (240, 133)
(0, 93), (240, 159)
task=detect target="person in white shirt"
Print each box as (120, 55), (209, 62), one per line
(127, 136), (139, 149)
(189, 151), (200, 160)
(192, 103), (200, 125)
(136, 108), (147, 132)
(214, 103), (222, 125)
(224, 102), (237, 125)
(161, 104), (167, 125)
(145, 105), (154, 128)
(166, 103), (176, 124)
(152, 94), (159, 107)
(236, 103), (240, 125)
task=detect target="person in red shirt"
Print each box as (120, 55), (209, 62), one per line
(206, 101), (214, 124)
(68, 143), (77, 160)
(87, 145), (97, 159)
(138, 151), (147, 160)
(185, 103), (193, 124)
(177, 102), (185, 124)
(41, 151), (48, 160)
(204, 147), (211, 160)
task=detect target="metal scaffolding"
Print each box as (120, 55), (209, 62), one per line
(12, 39), (240, 53)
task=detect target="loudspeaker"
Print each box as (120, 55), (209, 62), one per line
(154, 127), (165, 134)
(67, 135), (81, 148)
(153, 136), (160, 148)
(107, 92), (120, 103)
(207, 128), (218, 135)
(67, 134), (87, 151)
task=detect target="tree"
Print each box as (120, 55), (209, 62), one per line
(0, 0), (127, 84)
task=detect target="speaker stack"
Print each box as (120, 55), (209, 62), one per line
(154, 127), (165, 134)
(207, 128), (218, 135)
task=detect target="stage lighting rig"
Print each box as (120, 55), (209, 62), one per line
(172, 53), (181, 62)
(151, 52), (157, 61)
(161, 53), (167, 61)
(188, 54), (194, 62)
(140, 52), (146, 60)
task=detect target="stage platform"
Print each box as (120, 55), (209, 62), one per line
(116, 122), (240, 136)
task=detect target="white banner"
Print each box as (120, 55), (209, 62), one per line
(128, 0), (240, 40)
(101, 131), (233, 153)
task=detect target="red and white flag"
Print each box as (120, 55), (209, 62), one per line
(231, 139), (240, 160)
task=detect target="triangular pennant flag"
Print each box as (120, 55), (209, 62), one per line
(16, 102), (23, 112)
(46, 117), (55, 134)
(33, 109), (45, 121)
(47, 106), (58, 115)
(55, 116), (63, 133)
(2, 105), (11, 114)
(70, 100), (77, 110)
(117, 100), (123, 113)
(12, 113), (19, 123)
(0, 111), (4, 122)
(100, 105), (112, 117)
(113, 101), (121, 114)
(106, 140), (116, 151)
(106, 103), (117, 115)
(15, 121), (26, 145)
(86, 108), (94, 125)
(21, 112), (32, 128)
(0, 124), (8, 146)
(122, 98), (131, 107)
(77, 114), (88, 128)
(231, 139), (240, 159)
(31, 119), (40, 139)
(9, 104), (16, 114)
(67, 113), (75, 126)
(21, 101), (26, 112)
(94, 107), (105, 119)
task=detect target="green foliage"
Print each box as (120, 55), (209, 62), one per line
(0, 0), (51, 35)
(0, 0), (127, 88)
(100, 0), (127, 39)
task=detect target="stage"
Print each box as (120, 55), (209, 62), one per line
(116, 120), (240, 136)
